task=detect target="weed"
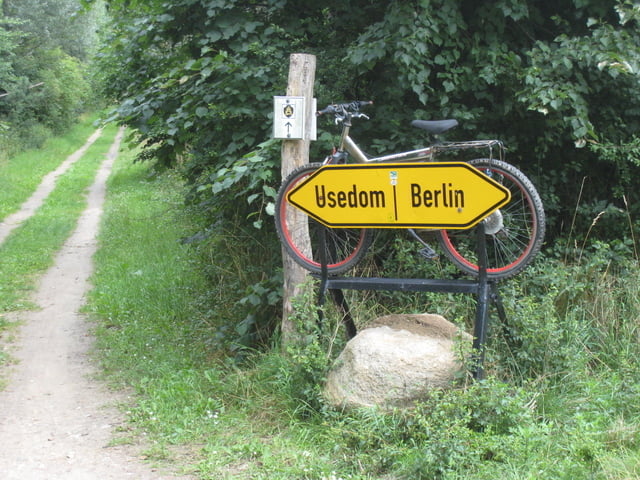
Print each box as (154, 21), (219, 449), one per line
(83, 145), (640, 480)
(276, 280), (342, 415)
(0, 113), (103, 219)
(0, 121), (120, 313)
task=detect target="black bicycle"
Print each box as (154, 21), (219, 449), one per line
(275, 101), (545, 280)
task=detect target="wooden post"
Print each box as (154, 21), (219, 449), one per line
(280, 53), (316, 346)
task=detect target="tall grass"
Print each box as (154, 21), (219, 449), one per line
(0, 121), (121, 313)
(88, 153), (213, 380)
(0, 113), (103, 219)
(84, 140), (640, 479)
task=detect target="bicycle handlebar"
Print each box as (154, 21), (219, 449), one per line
(317, 100), (373, 118)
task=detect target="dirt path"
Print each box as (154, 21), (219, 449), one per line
(0, 128), (102, 245)
(0, 129), (193, 479)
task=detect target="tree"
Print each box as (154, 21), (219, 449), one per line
(95, 0), (640, 346)
(0, 13), (21, 95)
(344, 1), (640, 242)
(0, 0), (101, 151)
(97, 1), (640, 237)
(3, 0), (103, 61)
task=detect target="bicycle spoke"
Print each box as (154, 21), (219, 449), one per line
(275, 163), (373, 274)
(437, 159), (545, 279)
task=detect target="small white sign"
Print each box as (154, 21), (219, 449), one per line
(273, 96), (317, 140)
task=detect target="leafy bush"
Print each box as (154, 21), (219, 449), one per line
(499, 246), (640, 371)
(327, 378), (536, 479)
(0, 0), (103, 155)
(275, 282), (342, 415)
(165, 137), (284, 354)
(97, 1), (640, 244)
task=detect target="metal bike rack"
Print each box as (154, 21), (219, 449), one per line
(315, 224), (506, 380)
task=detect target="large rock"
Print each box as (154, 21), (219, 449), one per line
(324, 314), (471, 409)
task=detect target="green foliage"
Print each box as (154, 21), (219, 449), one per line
(0, 15), (21, 85)
(346, 1), (640, 238)
(95, 2), (640, 300)
(12, 48), (91, 134)
(4, 0), (103, 60)
(0, 0), (102, 154)
(79, 151), (640, 480)
(329, 379), (537, 479)
(360, 234), (474, 313)
(487, 243), (640, 385)
(97, 1), (290, 166)
(182, 195), (283, 354)
(190, 138), (280, 229)
(276, 282), (339, 415)
(233, 273), (283, 353)
(491, 272), (579, 380)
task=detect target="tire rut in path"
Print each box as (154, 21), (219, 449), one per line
(0, 128), (193, 480)
(0, 128), (103, 245)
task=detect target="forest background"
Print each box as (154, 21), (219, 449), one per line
(4, 0), (640, 283)
(2, 1), (640, 478)
(93, 0), (640, 345)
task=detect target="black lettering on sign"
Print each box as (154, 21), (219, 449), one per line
(315, 185), (386, 208)
(410, 183), (465, 208)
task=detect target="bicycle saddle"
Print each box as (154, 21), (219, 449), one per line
(411, 119), (458, 134)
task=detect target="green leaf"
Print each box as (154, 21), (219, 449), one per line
(262, 185), (276, 198)
(265, 202), (275, 216)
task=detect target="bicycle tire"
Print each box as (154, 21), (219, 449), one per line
(435, 158), (545, 279)
(275, 162), (374, 274)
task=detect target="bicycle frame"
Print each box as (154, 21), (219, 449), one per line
(275, 101), (545, 280)
(329, 115), (505, 165)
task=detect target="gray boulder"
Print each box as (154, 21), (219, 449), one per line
(324, 314), (471, 409)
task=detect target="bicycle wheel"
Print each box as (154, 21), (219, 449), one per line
(436, 158), (545, 279)
(275, 162), (373, 274)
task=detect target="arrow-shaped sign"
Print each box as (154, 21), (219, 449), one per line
(287, 162), (511, 229)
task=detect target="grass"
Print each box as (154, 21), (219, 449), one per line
(0, 112), (104, 220)
(0, 120), (121, 313)
(85, 145), (640, 479)
(87, 148), (377, 479)
(3, 120), (640, 479)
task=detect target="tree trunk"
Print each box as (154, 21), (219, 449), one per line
(280, 53), (316, 347)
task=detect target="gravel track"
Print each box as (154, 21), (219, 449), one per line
(0, 128), (194, 479)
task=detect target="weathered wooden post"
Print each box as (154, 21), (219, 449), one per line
(279, 53), (316, 346)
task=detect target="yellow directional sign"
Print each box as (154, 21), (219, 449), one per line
(287, 162), (511, 229)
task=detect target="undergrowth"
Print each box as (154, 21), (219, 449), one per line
(0, 120), (120, 313)
(0, 112), (103, 219)
(85, 151), (640, 479)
